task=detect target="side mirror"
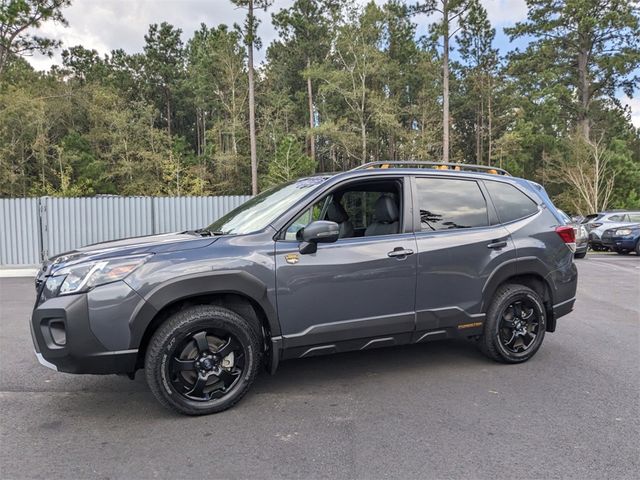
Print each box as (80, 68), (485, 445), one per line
(297, 220), (339, 254)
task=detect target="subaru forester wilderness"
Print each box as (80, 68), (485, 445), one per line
(31, 162), (578, 415)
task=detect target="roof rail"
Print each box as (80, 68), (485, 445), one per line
(350, 161), (511, 176)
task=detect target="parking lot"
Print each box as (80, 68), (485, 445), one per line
(1, 254), (638, 479)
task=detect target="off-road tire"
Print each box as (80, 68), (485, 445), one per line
(145, 305), (261, 415)
(480, 284), (546, 364)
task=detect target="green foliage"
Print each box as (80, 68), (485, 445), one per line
(0, 0), (638, 214)
(506, 0), (640, 139)
(264, 135), (315, 187)
(0, 0), (71, 77)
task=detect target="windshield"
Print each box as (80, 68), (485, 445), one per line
(206, 177), (329, 235)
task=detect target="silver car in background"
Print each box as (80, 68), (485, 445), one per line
(559, 210), (588, 258)
(583, 211), (640, 251)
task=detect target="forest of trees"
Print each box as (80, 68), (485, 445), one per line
(0, 0), (639, 214)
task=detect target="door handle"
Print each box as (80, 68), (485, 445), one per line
(487, 240), (508, 249)
(388, 247), (414, 258)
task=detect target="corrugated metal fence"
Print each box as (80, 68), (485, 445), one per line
(0, 196), (250, 266)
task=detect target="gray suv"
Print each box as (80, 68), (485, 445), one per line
(31, 162), (578, 415)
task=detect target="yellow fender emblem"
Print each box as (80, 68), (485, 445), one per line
(285, 253), (300, 265)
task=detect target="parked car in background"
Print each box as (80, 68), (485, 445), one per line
(559, 210), (588, 258)
(601, 224), (640, 255)
(583, 211), (640, 251)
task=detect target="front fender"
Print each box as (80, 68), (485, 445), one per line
(126, 270), (280, 350)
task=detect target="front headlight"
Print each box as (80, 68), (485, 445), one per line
(45, 255), (150, 296)
(615, 228), (633, 236)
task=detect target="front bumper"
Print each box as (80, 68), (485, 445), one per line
(602, 235), (637, 250)
(31, 282), (141, 374)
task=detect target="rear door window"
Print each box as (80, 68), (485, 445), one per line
(415, 178), (489, 231)
(485, 181), (538, 224)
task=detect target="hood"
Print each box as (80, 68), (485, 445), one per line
(43, 232), (218, 274)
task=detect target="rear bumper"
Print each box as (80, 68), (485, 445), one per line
(545, 261), (577, 331)
(31, 287), (139, 375)
(552, 296), (576, 320)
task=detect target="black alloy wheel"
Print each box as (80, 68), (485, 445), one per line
(168, 329), (245, 401)
(497, 299), (541, 354)
(145, 305), (261, 415)
(480, 284), (546, 363)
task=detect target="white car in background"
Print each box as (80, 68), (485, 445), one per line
(583, 211), (640, 250)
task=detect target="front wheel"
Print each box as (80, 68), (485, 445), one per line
(480, 284), (546, 364)
(145, 305), (261, 415)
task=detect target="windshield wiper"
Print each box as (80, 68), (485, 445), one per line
(185, 228), (227, 237)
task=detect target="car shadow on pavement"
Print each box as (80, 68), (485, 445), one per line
(254, 339), (486, 393)
(20, 339), (489, 420)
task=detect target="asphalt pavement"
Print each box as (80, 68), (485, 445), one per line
(1, 253), (639, 479)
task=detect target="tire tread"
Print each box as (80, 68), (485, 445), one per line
(480, 283), (545, 364)
(145, 305), (261, 416)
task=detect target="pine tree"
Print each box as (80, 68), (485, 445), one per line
(507, 0), (640, 141)
(231, 0), (274, 195)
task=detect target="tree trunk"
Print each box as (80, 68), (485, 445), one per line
(475, 111), (481, 164)
(361, 120), (367, 166)
(247, 0), (259, 195)
(488, 75), (493, 164)
(480, 88), (485, 164)
(306, 57), (315, 163)
(577, 46), (590, 140)
(196, 109), (201, 156)
(166, 88), (172, 137)
(0, 46), (7, 79)
(442, 0), (450, 163)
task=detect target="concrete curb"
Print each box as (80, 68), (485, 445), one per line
(0, 268), (39, 278)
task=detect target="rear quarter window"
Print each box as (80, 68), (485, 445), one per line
(415, 177), (489, 231)
(485, 181), (538, 224)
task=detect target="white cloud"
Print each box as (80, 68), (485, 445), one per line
(482, 0), (528, 25)
(28, 0), (297, 70)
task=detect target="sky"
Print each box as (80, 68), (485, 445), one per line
(26, 0), (639, 127)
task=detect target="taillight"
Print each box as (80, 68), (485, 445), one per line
(556, 226), (576, 252)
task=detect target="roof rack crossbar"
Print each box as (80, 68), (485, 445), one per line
(350, 161), (511, 176)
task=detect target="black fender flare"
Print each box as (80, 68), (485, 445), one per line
(481, 256), (556, 313)
(128, 270), (280, 350)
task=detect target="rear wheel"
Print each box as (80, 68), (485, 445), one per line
(616, 249), (629, 255)
(145, 305), (261, 415)
(480, 284), (546, 364)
